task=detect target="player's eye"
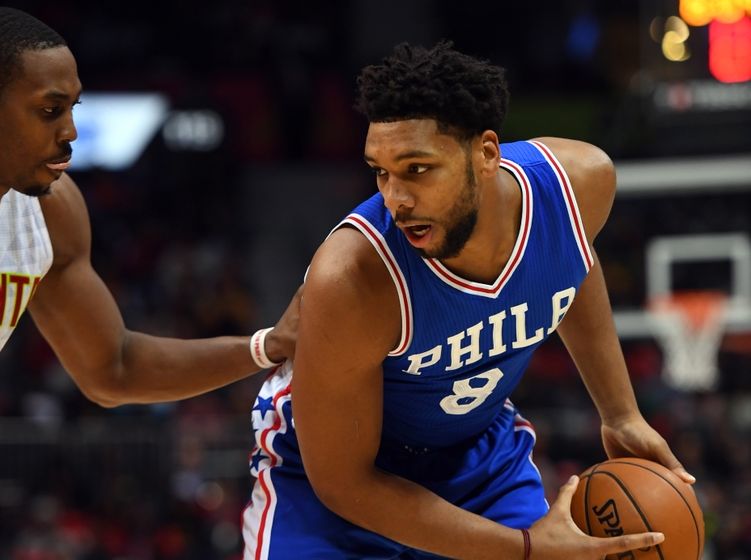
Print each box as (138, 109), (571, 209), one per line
(42, 100), (81, 118)
(42, 106), (61, 117)
(408, 164), (429, 174)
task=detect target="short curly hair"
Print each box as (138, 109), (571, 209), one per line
(0, 7), (66, 97)
(355, 41), (509, 142)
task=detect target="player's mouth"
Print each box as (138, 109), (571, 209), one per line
(401, 223), (433, 248)
(45, 155), (72, 172)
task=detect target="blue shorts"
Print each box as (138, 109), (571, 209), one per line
(242, 363), (548, 560)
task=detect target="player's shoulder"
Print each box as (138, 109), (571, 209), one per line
(303, 223), (402, 348)
(530, 136), (614, 179)
(39, 172), (87, 217)
(531, 137), (616, 239)
(309, 225), (391, 293)
(39, 173), (90, 265)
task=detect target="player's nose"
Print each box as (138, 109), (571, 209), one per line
(381, 178), (414, 214)
(57, 112), (78, 143)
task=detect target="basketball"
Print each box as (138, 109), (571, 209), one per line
(570, 458), (704, 560)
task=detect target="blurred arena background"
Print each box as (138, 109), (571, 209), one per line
(1, 0), (750, 558)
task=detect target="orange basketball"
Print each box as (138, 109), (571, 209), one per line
(570, 458), (704, 560)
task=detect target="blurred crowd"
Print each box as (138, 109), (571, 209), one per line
(1, 1), (750, 558)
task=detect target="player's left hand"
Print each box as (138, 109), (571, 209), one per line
(601, 414), (696, 485)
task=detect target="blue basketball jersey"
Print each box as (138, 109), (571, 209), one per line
(242, 140), (581, 558)
(340, 140), (593, 449)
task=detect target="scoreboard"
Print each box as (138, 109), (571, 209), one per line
(638, 0), (751, 154)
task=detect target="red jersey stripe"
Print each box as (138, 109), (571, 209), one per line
(342, 215), (413, 355)
(254, 382), (292, 559)
(424, 158), (533, 298)
(529, 140), (593, 271)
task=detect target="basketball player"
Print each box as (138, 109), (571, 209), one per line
(0, 7), (297, 405)
(245, 42), (695, 559)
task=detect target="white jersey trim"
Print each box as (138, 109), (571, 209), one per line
(339, 215), (414, 356)
(528, 140), (594, 272)
(424, 158), (533, 298)
(0, 191), (54, 351)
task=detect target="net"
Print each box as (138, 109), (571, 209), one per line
(647, 290), (728, 390)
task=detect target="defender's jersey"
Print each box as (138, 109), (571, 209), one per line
(340, 140), (593, 449)
(0, 189), (53, 351)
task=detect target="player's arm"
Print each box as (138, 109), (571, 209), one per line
(293, 226), (660, 559)
(28, 173), (297, 407)
(537, 137), (694, 483)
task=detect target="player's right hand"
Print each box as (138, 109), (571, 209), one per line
(265, 284), (303, 364)
(527, 475), (664, 559)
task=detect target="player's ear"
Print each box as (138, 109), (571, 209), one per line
(477, 130), (500, 175)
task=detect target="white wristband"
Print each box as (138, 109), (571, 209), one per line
(250, 327), (282, 370)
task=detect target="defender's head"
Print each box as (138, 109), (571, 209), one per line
(0, 7), (79, 196)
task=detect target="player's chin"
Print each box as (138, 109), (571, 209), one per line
(421, 240), (461, 261)
(20, 172), (55, 197)
(46, 164), (64, 179)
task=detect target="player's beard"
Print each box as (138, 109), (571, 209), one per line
(414, 155), (479, 260)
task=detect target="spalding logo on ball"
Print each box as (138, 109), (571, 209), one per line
(571, 458), (704, 560)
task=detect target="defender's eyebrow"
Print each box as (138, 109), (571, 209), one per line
(41, 87), (83, 101)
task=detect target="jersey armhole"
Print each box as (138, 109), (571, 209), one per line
(335, 215), (413, 355)
(528, 140), (594, 273)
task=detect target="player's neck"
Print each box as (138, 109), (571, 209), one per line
(440, 171), (521, 284)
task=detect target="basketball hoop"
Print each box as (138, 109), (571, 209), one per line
(647, 290), (728, 391)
